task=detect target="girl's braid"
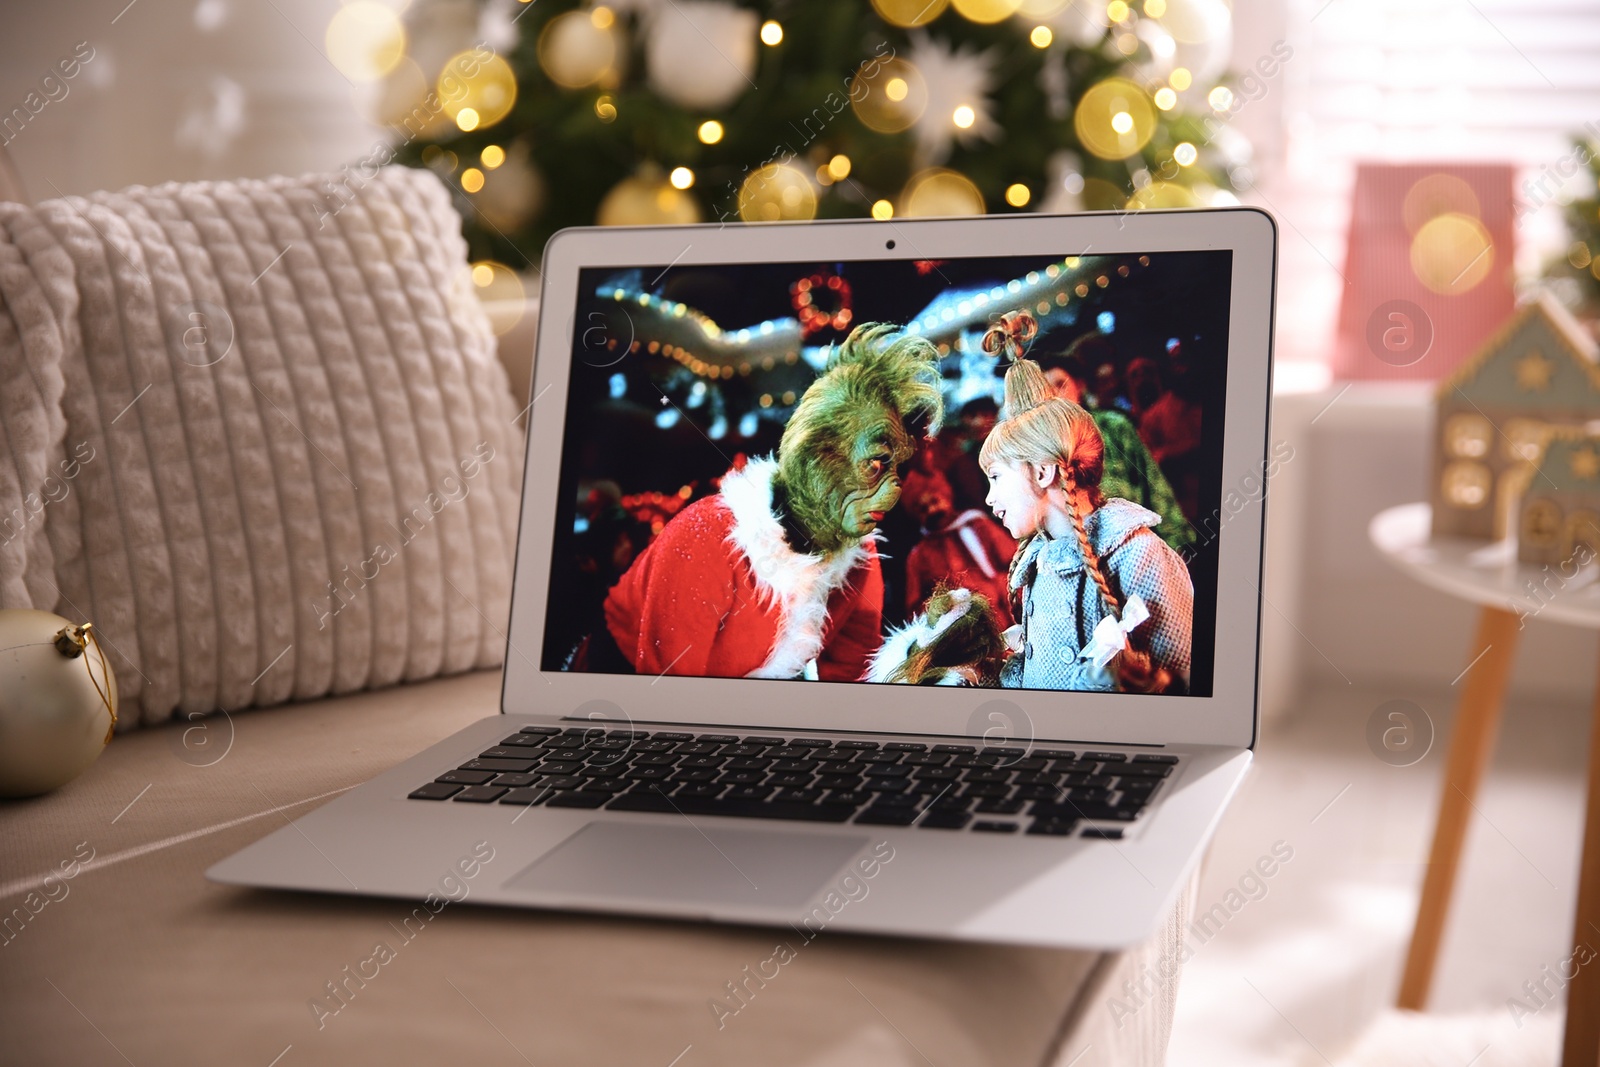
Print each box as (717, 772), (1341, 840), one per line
(1066, 486), (1120, 617)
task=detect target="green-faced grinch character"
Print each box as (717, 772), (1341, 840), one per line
(600, 323), (943, 681)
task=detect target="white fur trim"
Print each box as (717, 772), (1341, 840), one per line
(720, 457), (870, 679)
(866, 617), (927, 683)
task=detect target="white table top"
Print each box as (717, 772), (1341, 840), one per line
(1369, 503), (1600, 630)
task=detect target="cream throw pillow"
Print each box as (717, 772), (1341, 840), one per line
(0, 166), (526, 728)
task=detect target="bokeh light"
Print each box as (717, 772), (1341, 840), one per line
(480, 144), (506, 169)
(1145, 0), (1168, 14)
(1173, 141), (1197, 166)
(439, 51), (518, 130)
(537, 10), (616, 89)
(827, 154), (852, 180)
(851, 57), (927, 134)
(1402, 173), (1481, 234)
(1107, 1), (1130, 22)
(951, 0), (1024, 24)
(670, 166), (695, 189)
(1125, 181), (1199, 210)
(1005, 183), (1031, 207)
(1074, 78), (1156, 159)
(595, 95), (617, 122)
(325, 1), (406, 84)
(1030, 25), (1053, 48)
(1411, 213), (1494, 295)
(598, 173), (702, 226)
(953, 105), (976, 128)
(901, 168), (986, 217)
(1153, 87), (1177, 110)
(1170, 67), (1193, 90)
(461, 166), (485, 193)
(760, 20), (783, 45)
(738, 164), (817, 222)
(872, 199), (895, 219)
(697, 120), (723, 144)
(871, 0), (949, 27)
(1207, 86), (1233, 111)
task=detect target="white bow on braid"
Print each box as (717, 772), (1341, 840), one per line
(1082, 594), (1151, 670)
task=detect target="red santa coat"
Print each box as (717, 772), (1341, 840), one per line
(903, 509), (1018, 628)
(603, 458), (885, 681)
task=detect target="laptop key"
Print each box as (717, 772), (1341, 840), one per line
(826, 790), (871, 806)
(497, 734), (546, 747)
(460, 758), (537, 773)
(670, 769), (720, 783)
(606, 793), (856, 823)
(932, 744), (977, 754)
(583, 778), (630, 793)
(833, 740), (879, 751)
(491, 773), (540, 788)
(538, 775), (586, 790)
(769, 773), (813, 788)
(855, 807), (919, 826)
(972, 821), (1019, 833)
(698, 734), (742, 744)
(675, 783), (727, 799)
(863, 778), (909, 793)
(725, 784), (774, 801)
(1084, 751), (1127, 762)
(436, 769), (496, 786)
(409, 783), (462, 800)
(480, 746), (537, 760)
(976, 797), (1025, 815)
(1132, 754), (1180, 764)
(453, 786), (507, 803)
(1027, 819), (1078, 836)
(772, 788), (824, 803)
(881, 742), (927, 752)
(920, 811), (971, 829)
(518, 725), (562, 735)
(498, 787), (551, 806)
(547, 791), (611, 809)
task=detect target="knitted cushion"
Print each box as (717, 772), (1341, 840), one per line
(0, 166), (525, 728)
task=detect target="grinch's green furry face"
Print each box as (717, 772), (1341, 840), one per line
(771, 322), (945, 555)
(778, 415), (912, 550)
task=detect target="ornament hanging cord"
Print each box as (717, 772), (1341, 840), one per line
(52, 622), (117, 744)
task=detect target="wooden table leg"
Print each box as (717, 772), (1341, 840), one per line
(1397, 606), (1521, 1010)
(1561, 636), (1600, 1066)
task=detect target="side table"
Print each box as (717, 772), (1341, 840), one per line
(1370, 502), (1600, 1065)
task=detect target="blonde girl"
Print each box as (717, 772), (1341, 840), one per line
(978, 317), (1192, 693)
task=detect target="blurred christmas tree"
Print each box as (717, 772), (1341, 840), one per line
(367, 0), (1244, 268)
(1556, 134), (1600, 312)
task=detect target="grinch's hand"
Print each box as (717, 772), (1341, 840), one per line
(866, 585), (1009, 686)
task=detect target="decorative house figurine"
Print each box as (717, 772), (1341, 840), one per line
(1517, 429), (1600, 566)
(1431, 294), (1600, 541)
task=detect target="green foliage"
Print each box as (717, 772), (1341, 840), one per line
(1555, 137), (1600, 309)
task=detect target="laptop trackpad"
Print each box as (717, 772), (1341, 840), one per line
(506, 822), (869, 909)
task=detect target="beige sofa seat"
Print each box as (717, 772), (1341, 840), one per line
(0, 670), (1192, 1066)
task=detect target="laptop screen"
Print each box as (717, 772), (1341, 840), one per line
(540, 250), (1234, 698)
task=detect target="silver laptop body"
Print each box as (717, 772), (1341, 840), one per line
(211, 207), (1276, 950)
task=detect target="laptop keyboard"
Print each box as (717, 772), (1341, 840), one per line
(408, 727), (1178, 837)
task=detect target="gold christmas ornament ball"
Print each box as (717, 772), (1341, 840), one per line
(1074, 77), (1157, 160)
(597, 172), (703, 226)
(537, 10), (618, 89)
(0, 609), (118, 798)
(900, 168), (986, 217)
(850, 57), (928, 134)
(737, 164), (817, 222)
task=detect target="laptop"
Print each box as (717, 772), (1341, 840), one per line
(209, 207), (1275, 950)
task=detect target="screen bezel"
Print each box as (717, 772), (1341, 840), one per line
(502, 208), (1276, 750)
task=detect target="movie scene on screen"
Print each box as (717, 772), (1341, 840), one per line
(542, 250), (1233, 698)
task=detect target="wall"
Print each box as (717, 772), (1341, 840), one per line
(0, 0), (381, 202)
